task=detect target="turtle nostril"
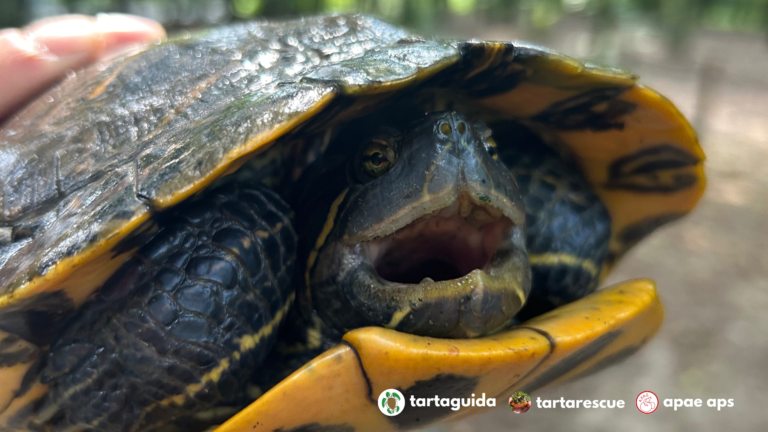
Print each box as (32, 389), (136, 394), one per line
(457, 121), (466, 134)
(440, 122), (452, 135)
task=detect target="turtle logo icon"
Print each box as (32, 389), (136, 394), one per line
(508, 391), (531, 413)
(378, 389), (405, 416)
(636, 391), (659, 414)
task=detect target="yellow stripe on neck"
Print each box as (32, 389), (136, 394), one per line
(528, 253), (599, 277)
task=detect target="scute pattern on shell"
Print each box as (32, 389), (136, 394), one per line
(0, 15), (430, 305)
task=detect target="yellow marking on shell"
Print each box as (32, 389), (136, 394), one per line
(0, 382), (49, 427)
(304, 189), (349, 303)
(215, 344), (395, 432)
(597, 85), (704, 270)
(255, 230), (270, 239)
(478, 45), (704, 277)
(464, 43), (504, 80)
(88, 61), (130, 99)
(0, 331), (40, 413)
(0, 213), (152, 310)
(214, 280), (662, 432)
(528, 253), (599, 277)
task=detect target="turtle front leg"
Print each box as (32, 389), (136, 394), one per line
(494, 122), (612, 321)
(15, 183), (296, 432)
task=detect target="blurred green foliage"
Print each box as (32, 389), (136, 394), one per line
(3, 0), (768, 42)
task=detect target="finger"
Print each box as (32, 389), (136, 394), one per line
(0, 14), (165, 120)
(27, 14), (166, 60)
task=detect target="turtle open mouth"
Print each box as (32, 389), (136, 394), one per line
(340, 191), (529, 338)
(364, 194), (514, 284)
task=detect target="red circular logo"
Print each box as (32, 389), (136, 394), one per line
(636, 391), (659, 414)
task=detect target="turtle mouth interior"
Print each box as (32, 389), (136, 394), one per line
(364, 195), (514, 284)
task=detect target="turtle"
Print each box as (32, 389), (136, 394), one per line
(0, 14), (705, 432)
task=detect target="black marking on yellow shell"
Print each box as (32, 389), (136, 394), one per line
(275, 423), (355, 432)
(618, 213), (686, 247)
(519, 329), (621, 393)
(605, 212), (687, 268)
(13, 353), (46, 401)
(0, 291), (74, 347)
(0, 334), (37, 367)
(512, 326), (556, 382)
(570, 341), (647, 381)
(605, 144), (702, 192)
(389, 374), (479, 428)
(533, 86), (636, 131)
(448, 42), (526, 98)
(339, 341), (374, 404)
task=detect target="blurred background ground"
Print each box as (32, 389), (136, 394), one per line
(3, 0), (767, 430)
(438, 14), (768, 432)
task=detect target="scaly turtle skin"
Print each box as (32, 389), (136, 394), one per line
(0, 15), (704, 432)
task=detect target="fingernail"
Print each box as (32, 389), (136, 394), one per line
(96, 13), (166, 42)
(25, 15), (100, 59)
(0, 29), (57, 63)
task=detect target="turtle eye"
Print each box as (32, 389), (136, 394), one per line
(484, 136), (499, 160)
(358, 140), (394, 180)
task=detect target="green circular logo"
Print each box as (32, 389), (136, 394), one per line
(378, 389), (405, 416)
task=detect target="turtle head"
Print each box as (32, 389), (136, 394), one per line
(296, 111), (530, 338)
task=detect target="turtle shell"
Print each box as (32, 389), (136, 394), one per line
(217, 279), (662, 431)
(0, 14), (704, 429)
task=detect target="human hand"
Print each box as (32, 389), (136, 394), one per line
(0, 14), (165, 120)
